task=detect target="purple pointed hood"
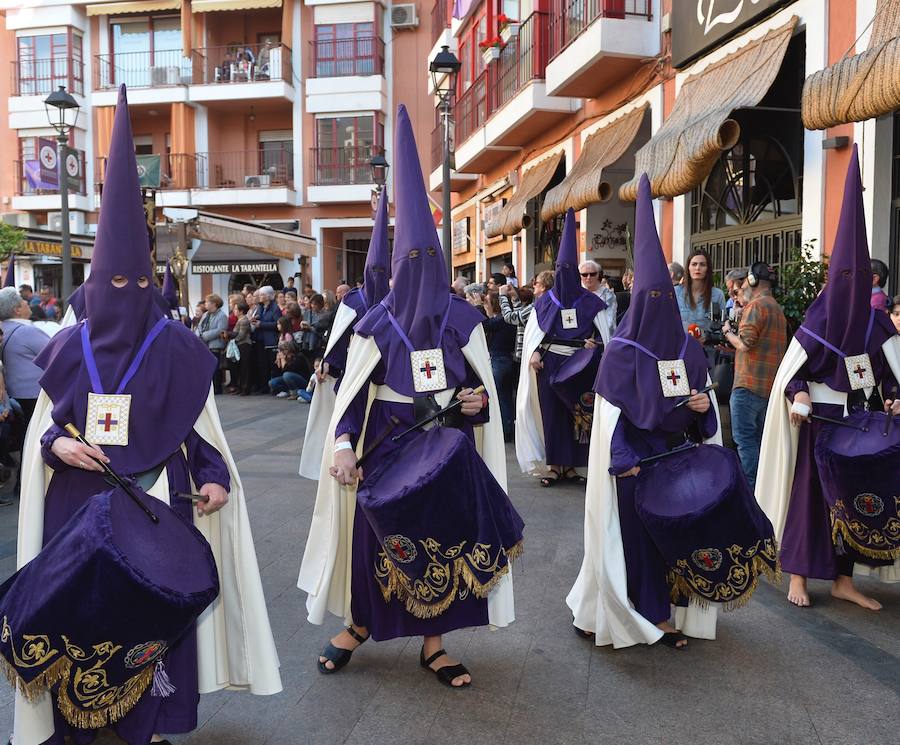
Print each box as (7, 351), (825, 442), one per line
(797, 145), (896, 391)
(364, 187), (391, 308)
(380, 105), (452, 348)
(595, 175), (708, 430)
(534, 209), (607, 335)
(161, 259), (178, 310)
(3, 255), (15, 288)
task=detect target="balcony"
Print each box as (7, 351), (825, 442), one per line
(194, 148), (295, 206)
(11, 58), (84, 97)
(95, 154), (198, 207)
(307, 145), (381, 203)
(429, 123), (478, 192)
(453, 12), (578, 172)
(13, 155), (90, 212)
(93, 49), (191, 106)
(306, 37), (386, 114)
(431, 0), (451, 47)
(545, 0), (658, 97)
(190, 43), (295, 103)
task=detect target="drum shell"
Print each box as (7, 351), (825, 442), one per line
(548, 345), (602, 412)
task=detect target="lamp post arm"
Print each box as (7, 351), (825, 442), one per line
(57, 134), (73, 313)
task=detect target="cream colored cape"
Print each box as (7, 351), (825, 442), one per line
(755, 334), (900, 583)
(298, 301), (359, 480)
(566, 389), (722, 648)
(297, 324), (516, 627)
(515, 310), (611, 475)
(13, 358), (282, 745)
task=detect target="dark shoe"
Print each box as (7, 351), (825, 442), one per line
(540, 469), (561, 487)
(317, 625), (369, 674)
(420, 646), (471, 689)
(658, 631), (688, 650)
(573, 625), (594, 640)
(561, 468), (586, 484)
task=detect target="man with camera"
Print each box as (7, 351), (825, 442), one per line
(722, 262), (787, 488)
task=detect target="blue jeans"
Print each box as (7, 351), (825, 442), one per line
(729, 387), (768, 489)
(490, 354), (515, 438)
(269, 371), (311, 400)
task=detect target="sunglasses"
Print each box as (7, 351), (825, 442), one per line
(580, 272), (599, 278)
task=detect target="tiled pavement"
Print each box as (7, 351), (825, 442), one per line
(0, 395), (897, 745)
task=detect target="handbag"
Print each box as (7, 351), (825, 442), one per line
(225, 338), (240, 362)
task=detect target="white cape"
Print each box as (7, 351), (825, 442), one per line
(14, 375), (282, 745)
(755, 334), (900, 583)
(515, 310), (611, 475)
(297, 324), (515, 627)
(566, 391), (722, 648)
(298, 302), (359, 480)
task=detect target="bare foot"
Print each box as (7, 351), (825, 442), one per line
(318, 624), (368, 670)
(831, 576), (882, 610)
(787, 574), (810, 607)
(423, 635), (471, 686)
(656, 620), (687, 648)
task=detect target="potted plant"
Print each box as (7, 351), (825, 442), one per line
(776, 239), (827, 336)
(480, 37), (503, 64)
(498, 14), (519, 42)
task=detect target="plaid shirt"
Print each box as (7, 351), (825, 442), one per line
(734, 292), (786, 398)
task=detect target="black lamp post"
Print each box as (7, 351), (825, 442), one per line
(369, 152), (389, 217)
(430, 45), (460, 281)
(44, 86), (80, 310)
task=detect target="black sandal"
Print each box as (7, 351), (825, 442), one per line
(659, 631), (688, 650)
(419, 647), (471, 688)
(540, 469), (561, 487)
(573, 625), (594, 639)
(562, 468), (586, 484)
(317, 625), (369, 674)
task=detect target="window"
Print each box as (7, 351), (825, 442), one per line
(258, 131), (293, 184)
(16, 31), (83, 96)
(314, 23), (377, 77)
(502, 0), (519, 21)
(109, 15), (185, 88)
(314, 115), (383, 184)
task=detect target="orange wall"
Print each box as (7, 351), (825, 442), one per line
(0, 20), (19, 206)
(206, 107), (292, 154)
(203, 8), (282, 49)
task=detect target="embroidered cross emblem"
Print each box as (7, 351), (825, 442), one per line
(420, 361), (434, 380)
(853, 364), (867, 380)
(700, 553), (714, 569)
(859, 496), (876, 514)
(667, 370), (681, 387)
(391, 539), (408, 560)
(98, 412), (118, 432)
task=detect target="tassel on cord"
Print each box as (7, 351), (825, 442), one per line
(151, 660), (176, 698)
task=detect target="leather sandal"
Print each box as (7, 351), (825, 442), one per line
(419, 647), (471, 688)
(659, 631), (688, 650)
(540, 469), (561, 487)
(573, 624), (594, 639)
(317, 625), (369, 674)
(562, 468), (587, 484)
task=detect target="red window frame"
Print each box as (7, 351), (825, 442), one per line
(313, 22), (377, 76)
(314, 113), (385, 185)
(456, 3), (492, 97)
(15, 29), (83, 96)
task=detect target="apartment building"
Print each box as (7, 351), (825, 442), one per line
(439, 0), (900, 296)
(0, 0), (436, 303)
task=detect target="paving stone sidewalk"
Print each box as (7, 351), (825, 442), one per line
(0, 395), (897, 745)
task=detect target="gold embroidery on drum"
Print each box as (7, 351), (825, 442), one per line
(373, 538), (524, 619)
(829, 497), (900, 561)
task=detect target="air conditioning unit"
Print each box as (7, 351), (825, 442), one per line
(3, 212), (38, 229)
(244, 174), (271, 188)
(48, 211), (86, 235)
(391, 4), (418, 29)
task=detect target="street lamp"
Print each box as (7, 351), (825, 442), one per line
(430, 45), (460, 281)
(44, 85), (80, 311)
(369, 152), (390, 217)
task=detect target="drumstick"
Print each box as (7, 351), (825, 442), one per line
(176, 492), (209, 503)
(808, 414), (868, 432)
(672, 382), (719, 409)
(64, 424), (159, 524)
(356, 415), (400, 468)
(883, 410), (894, 437)
(638, 442), (699, 465)
(391, 386), (486, 442)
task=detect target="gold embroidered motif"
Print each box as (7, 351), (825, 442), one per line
(667, 538), (781, 611)
(374, 539), (523, 619)
(829, 497), (900, 561)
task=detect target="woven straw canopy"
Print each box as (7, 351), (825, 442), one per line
(620, 17), (797, 202)
(484, 151), (564, 238)
(802, 0), (900, 130)
(541, 104), (647, 221)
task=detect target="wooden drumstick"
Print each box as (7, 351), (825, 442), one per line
(356, 415), (401, 469)
(64, 424), (159, 523)
(673, 382), (719, 409)
(391, 386), (486, 442)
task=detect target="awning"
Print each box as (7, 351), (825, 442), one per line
(541, 104), (647, 221)
(188, 213), (314, 258)
(619, 17), (797, 202)
(191, 0), (281, 11)
(484, 151), (564, 238)
(802, 0), (900, 130)
(87, 0), (180, 15)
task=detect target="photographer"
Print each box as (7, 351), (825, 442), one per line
(722, 262), (786, 488)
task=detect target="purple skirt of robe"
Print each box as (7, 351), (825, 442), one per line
(537, 350), (591, 467)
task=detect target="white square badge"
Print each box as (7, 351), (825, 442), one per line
(85, 392), (132, 446)
(657, 359), (691, 398)
(560, 308), (578, 330)
(410, 349), (447, 393)
(844, 353), (875, 390)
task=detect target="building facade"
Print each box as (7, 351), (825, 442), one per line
(0, 0), (437, 303)
(439, 0), (899, 298)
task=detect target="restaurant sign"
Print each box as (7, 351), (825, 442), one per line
(672, 0), (791, 68)
(192, 261), (280, 275)
(25, 240), (84, 259)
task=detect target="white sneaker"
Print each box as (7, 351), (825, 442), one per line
(275, 391), (290, 398)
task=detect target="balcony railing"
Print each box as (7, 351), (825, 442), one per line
(15, 155), (87, 197)
(310, 37), (384, 77)
(11, 57), (84, 96)
(431, 124), (444, 173)
(192, 43), (292, 85)
(310, 145), (382, 186)
(491, 11), (548, 112)
(94, 48), (191, 90)
(456, 70), (489, 146)
(95, 154), (199, 191)
(549, 0), (652, 59)
(196, 148), (294, 189)
(431, 0), (451, 46)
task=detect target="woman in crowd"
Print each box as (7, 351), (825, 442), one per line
(269, 339), (312, 401)
(890, 295), (900, 333)
(499, 279), (544, 364)
(226, 298), (253, 396)
(502, 261), (519, 288)
(483, 290), (517, 441)
(196, 293), (228, 394)
(674, 249), (726, 341)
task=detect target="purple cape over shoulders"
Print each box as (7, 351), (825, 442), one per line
(35, 318), (216, 473)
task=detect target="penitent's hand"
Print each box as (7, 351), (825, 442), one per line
(197, 482), (228, 517)
(584, 338), (598, 350)
(791, 391), (812, 427)
(885, 398), (900, 417)
(457, 387), (485, 417)
(530, 351), (543, 371)
(685, 388), (710, 414)
(330, 447), (360, 486)
(617, 466), (641, 478)
(51, 436), (109, 472)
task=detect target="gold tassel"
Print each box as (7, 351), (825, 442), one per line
(669, 555), (782, 612)
(0, 655), (70, 702)
(55, 664), (155, 730)
(831, 519), (900, 561)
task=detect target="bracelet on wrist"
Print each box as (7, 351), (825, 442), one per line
(334, 440), (353, 453)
